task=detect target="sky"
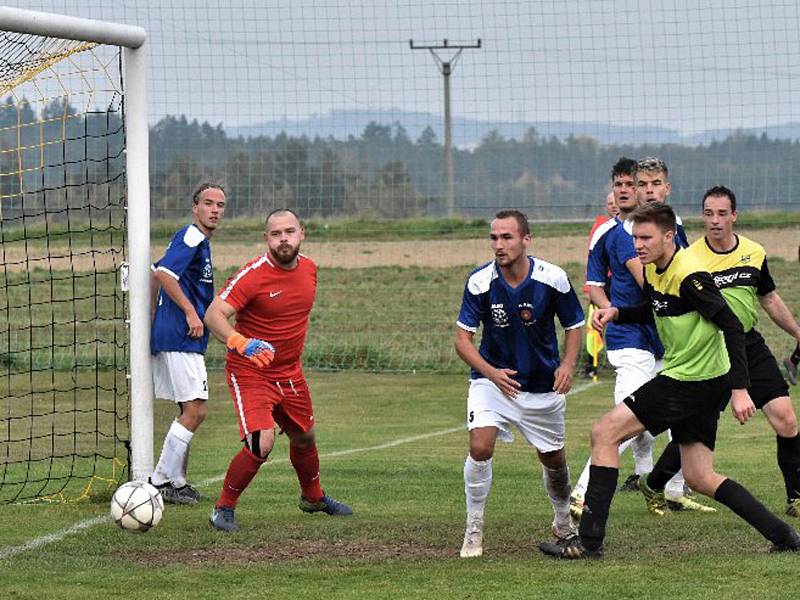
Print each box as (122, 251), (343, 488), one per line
(6, 0), (800, 139)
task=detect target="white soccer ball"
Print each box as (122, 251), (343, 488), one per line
(110, 481), (164, 533)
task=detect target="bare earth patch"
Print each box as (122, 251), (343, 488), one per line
(2, 226), (798, 272)
(214, 226), (800, 270)
(136, 538), (453, 566)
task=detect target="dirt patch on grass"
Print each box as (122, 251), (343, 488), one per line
(2, 226), (797, 272)
(137, 538), (453, 565)
(214, 226), (800, 270)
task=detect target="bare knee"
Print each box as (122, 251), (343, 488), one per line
(178, 400), (208, 432)
(538, 448), (566, 470)
(682, 468), (722, 497)
(469, 443), (494, 462)
(469, 427), (497, 462)
(590, 419), (618, 450)
(766, 398), (798, 437)
(246, 429), (275, 459)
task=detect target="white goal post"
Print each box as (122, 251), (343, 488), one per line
(0, 7), (153, 482)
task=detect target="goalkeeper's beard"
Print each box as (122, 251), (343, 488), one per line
(270, 243), (300, 265)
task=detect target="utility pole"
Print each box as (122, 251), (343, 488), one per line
(410, 38), (481, 217)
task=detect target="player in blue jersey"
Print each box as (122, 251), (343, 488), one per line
(149, 182), (226, 504)
(634, 156), (689, 248)
(572, 158), (661, 508)
(455, 210), (585, 558)
(633, 156), (714, 508)
(572, 157), (714, 516)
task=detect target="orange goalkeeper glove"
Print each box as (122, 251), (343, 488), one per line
(226, 331), (275, 369)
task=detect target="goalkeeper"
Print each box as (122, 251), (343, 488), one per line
(204, 209), (353, 532)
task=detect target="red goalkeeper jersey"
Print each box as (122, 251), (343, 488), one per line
(219, 252), (317, 379)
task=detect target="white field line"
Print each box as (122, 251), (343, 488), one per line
(0, 515), (108, 560)
(0, 379), (600, 561)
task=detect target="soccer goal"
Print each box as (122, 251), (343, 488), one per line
(0, 7), (151, 502)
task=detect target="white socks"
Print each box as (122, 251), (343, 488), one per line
(151, 420), (194, 487)
(464, 455), (493, 517)
(665, 469), (686, 499)
(542, 464), (571, 528)
(572, 432), (655, 498)
(631, 431), (655, 475)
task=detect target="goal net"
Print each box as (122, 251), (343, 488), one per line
(0, 26), (134, 503)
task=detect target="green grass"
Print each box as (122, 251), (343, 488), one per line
(2, 257), (798, 373)
(1, 371), (799, 598)
(2, 224), (800, 596)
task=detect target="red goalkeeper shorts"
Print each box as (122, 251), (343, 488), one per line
(226, 366), (314, 439)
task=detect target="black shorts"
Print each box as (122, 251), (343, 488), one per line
(746, 329), (790, 409)
(623, 374), (730, 450)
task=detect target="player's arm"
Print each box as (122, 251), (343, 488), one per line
(680, 271), (754, 423)
(153, 269), (204, 338)
(553, 326), (581, 394)
(588, 285), (611, 309)
(755, 256), (800, 383)
(624, 256), (645, 289)
(758, 292), (800, 343)
(586, 237), (611, 308)
(759, 290), (800, 384)
(204, 296), (275, 368)
(454, 327), (520, 400)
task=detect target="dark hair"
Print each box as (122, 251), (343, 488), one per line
(494, 209), (530, 236)
(702, 185), (737, 212)
(630, 202), (676, 233)
(634, 156), (669, 180)
(611, 157), (637, 180)
(192, 182), (225, 204)
(266, 207), (301, 227)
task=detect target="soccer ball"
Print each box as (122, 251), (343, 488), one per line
(110, 481), (164, 532)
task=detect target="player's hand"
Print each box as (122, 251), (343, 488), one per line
(591, 307), (618, 333)
(489, 368), (521, 400)
(730, 389), (756, 425)
(552, 364), (574, 395)
(186, 311), (204, 339)
(226, 331), (275, 368)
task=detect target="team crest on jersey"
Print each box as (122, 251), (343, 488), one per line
(740, 254), (751, 264)
(201, 259), (213, 283)
(518, 302), (535, 325)
(491, 303), (510, 328)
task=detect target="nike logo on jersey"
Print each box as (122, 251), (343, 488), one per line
(269, 291), (283, 298)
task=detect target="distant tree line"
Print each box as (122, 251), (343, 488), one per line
(149, 116), (800, 219)
(2, 97), (798, 222)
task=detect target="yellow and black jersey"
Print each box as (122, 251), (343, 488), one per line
(617, 247), (749, 388)
(641, 249), (730, 382)
(686, 235), (775, 333)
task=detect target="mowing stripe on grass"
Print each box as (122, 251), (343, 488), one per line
(0, 380), (599, 560)
(193, 425), (465, 487)
(195, 380), (600, 488)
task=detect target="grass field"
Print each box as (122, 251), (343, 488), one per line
(2, 372), (800, 599)
(1, 222), (800, 597)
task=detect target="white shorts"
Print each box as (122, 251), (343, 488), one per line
(466, 378), (565, 452)
(152, 352), (209, 403)
(607, 348), (664, 405)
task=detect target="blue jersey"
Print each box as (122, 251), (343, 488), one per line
(151, 224), (214, 354)
(675, 215), (689, 248)
(586, 217), (664, 356)
(457, 257), (585, 393)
